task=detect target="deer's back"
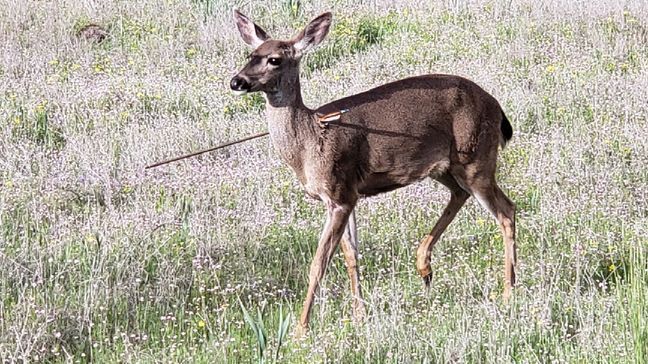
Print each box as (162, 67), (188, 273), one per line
(313, 74), (503, 197)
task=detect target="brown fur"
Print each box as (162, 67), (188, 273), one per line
(231, 11), (517, 334)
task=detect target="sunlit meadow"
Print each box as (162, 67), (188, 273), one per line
(1, 0), (646, 362)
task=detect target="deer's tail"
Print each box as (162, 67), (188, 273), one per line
(500, 111), (513, 148)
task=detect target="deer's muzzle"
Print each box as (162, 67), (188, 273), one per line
(230, 76), (250, 95)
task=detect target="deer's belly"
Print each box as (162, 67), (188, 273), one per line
(358, 180), (407, 196)
(357, 173), (413, 196)
(358, 159), (450, 197)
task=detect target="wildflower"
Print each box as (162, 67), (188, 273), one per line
(605, 62), (616, 72)
(609, 263), (616, 272)
(545, 64), (556, 74)
(35, 100), (47, 113)
(197, 320), (206, 328)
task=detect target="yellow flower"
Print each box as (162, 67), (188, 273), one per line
(197, 320), (205, 328)
(545, 64), (556, 74)
(35, 102), (47, 113)
(609, 264), (616, 272)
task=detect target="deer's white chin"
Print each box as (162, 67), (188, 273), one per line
(232, 90), (248, 96)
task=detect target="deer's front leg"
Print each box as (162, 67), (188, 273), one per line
(298, 201), (354, 334)
(339, 210), (365, 321)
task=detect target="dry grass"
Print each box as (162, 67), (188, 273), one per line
(1, 0), (647, 362)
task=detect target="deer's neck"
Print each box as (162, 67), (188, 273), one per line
(264, 85), (319, 181)
(265, 90), (311, 127)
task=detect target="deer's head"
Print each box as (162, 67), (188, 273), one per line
(230, 11), (332, 97)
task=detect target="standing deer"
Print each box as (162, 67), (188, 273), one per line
(230, 11), (517, 333)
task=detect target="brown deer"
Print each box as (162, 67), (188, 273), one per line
(230, 10), (517, 334)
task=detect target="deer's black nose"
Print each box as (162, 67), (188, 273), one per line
(230, 76), (250, 92)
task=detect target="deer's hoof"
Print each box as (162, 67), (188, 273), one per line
(417, 266), (433, 289)
(352, 304), (367, 323)
(416, 261), (432, 285)
(293, 323), (309, 339)
(422, 273), (433, 289)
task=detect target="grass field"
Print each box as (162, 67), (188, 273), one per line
(1, 0), (647, 362)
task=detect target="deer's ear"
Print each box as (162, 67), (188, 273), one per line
(293, 12), (332, 55)
(234, 10), (270, 48)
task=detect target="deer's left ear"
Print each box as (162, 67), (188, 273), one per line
(293, 12), (332, 55)
(234, 10), (270, 48)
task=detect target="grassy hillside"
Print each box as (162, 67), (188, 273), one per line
(1, 0), (646, 362)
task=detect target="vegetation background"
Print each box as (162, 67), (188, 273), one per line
(1, 0), (646, 362)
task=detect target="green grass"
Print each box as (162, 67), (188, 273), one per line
(0, 0), (647, 362)
(303, 12), (400, 74)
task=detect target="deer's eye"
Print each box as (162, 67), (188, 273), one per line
(268, 57), (282, 66)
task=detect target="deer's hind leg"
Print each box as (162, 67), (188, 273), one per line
(471, 183), (517, 300)
(416, 173), (470, 287)
(451, 166), (517, 300)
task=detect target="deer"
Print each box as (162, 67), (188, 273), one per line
(230, 10), (517, 334)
